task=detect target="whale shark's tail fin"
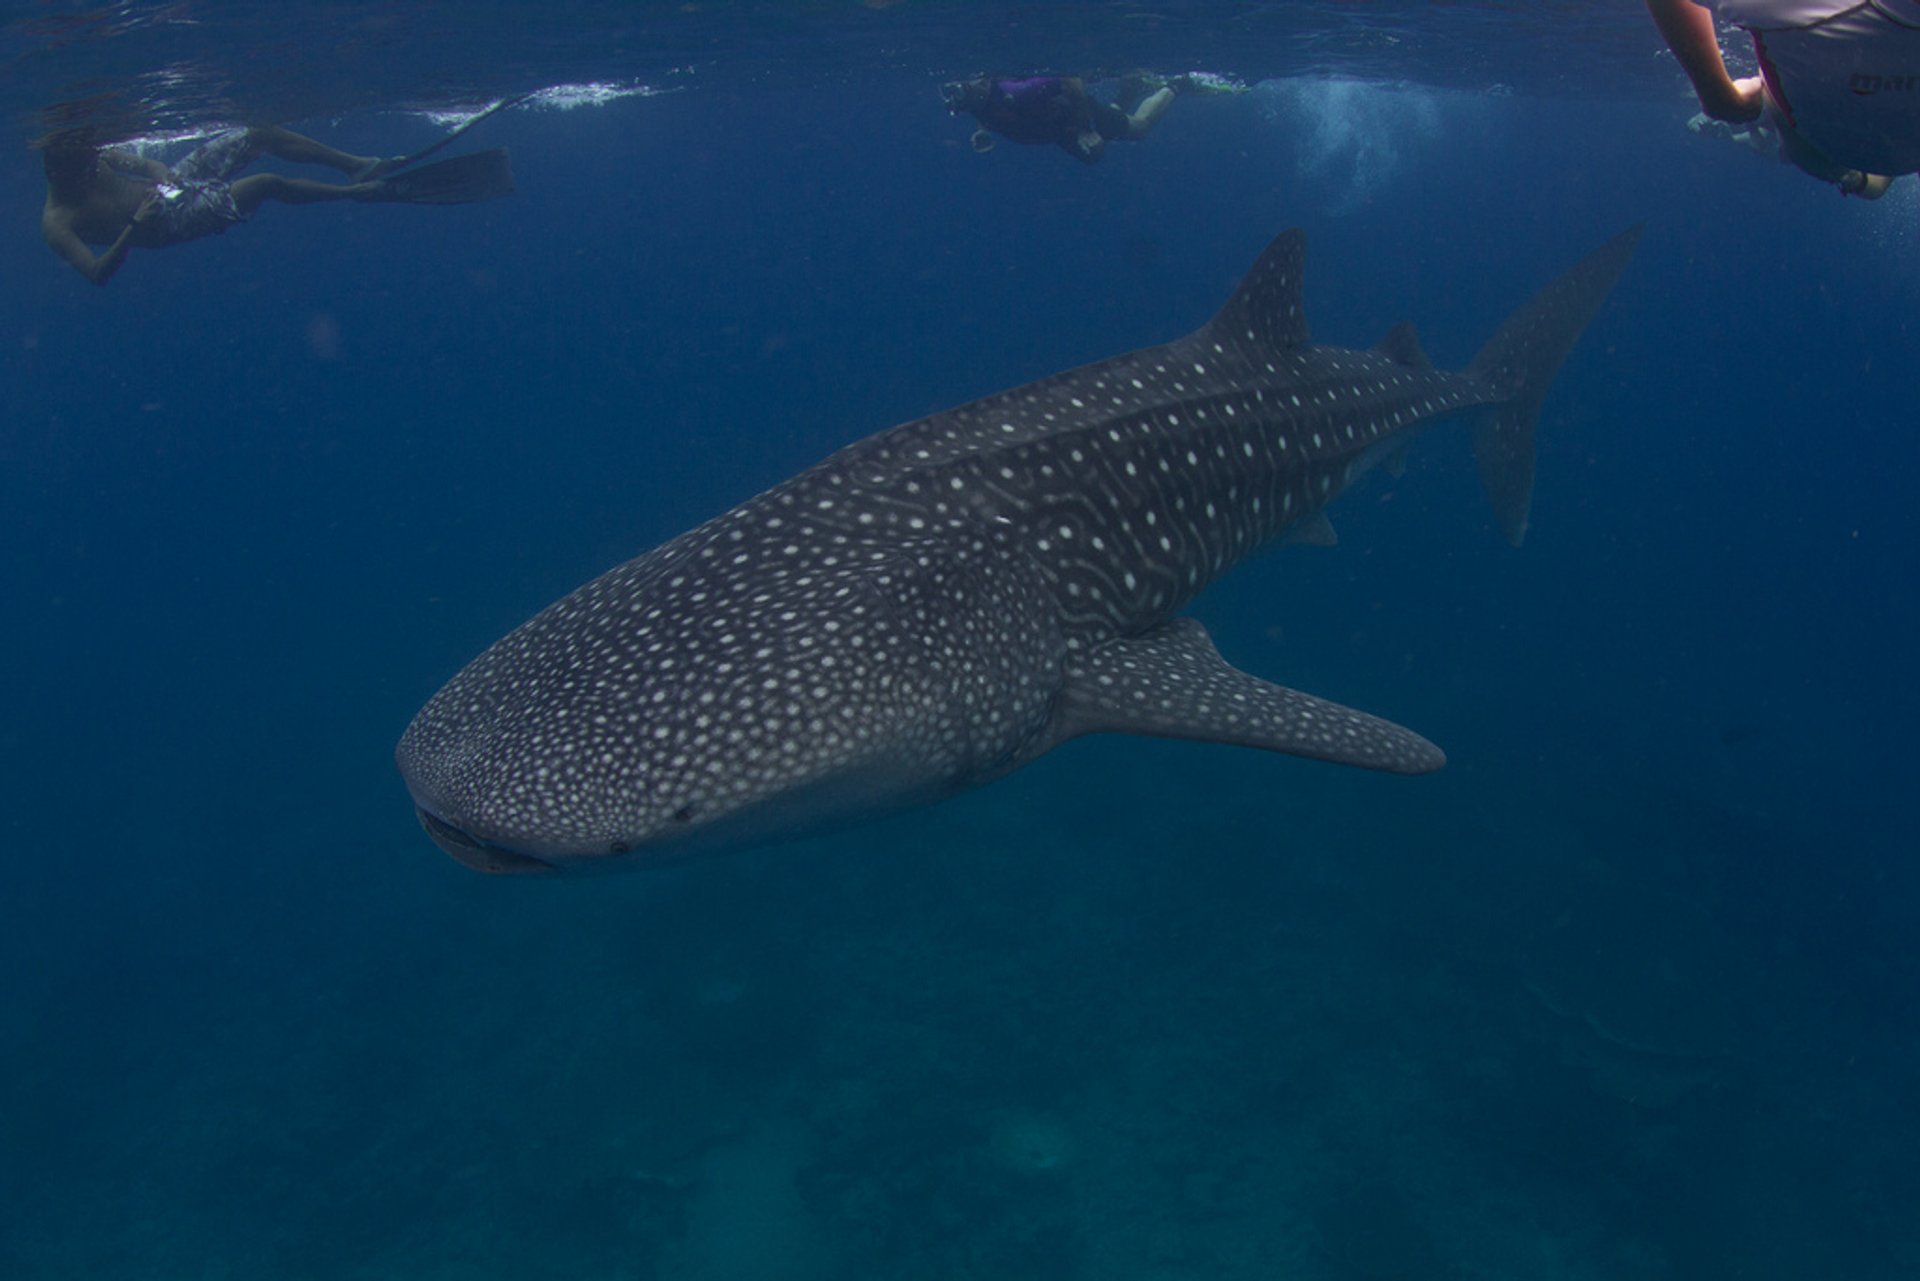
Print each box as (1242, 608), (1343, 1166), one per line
(1466, 225), (1643, 546)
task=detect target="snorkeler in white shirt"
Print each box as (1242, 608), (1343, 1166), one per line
(1648, 0), (1920, 197)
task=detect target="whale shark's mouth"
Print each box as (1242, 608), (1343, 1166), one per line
(413, 807), (560, 876)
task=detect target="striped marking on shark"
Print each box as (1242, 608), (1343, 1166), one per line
(397, 226), (1641, 873)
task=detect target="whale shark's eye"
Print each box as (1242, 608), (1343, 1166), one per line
(671, 804), (698, 824)
(609, 841), (630, 855)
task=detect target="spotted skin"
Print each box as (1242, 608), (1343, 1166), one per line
(397, 226), (1641, 872)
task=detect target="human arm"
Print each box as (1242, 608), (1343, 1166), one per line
(1646, 0), (1763, 122)
(41, 191), (157, 287)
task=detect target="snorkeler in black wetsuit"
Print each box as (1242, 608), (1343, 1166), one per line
(941, 72), (1178, 163)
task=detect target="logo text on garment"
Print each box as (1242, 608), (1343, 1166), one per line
(1850, 73), (1920, 96)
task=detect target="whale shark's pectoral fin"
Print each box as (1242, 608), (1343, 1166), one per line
(1055, 619), (1446, 774)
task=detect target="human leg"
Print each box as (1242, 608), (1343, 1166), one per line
(170, 129), (268, 183)
(229, 172), (375, 217)
(245, 125), (382, 176)
(1122, 87), (1176, 139)
(1838, 170), (1893, 199)
(1113, 71), (1167, 114)
(1770, 113), (1892, 195)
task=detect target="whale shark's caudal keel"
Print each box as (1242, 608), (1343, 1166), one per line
(397, 226), (1642, 873)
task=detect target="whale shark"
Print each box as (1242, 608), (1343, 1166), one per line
(397, 226), (1641, 873)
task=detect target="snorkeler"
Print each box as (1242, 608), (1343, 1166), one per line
(1647, 0), (1920, 198)
(39, 121), (517, 286)
(940, 71), (1185, 163)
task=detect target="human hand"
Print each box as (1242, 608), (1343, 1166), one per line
(131, 191), (162, 223)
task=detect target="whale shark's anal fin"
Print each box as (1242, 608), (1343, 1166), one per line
(1052, 619), (1445, 775)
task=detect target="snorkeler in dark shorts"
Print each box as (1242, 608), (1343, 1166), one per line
(941, 72), (1180, 163)
(125, 128), (271, 247)
(39, 121), (517, 286)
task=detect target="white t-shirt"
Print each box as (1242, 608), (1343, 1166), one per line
(1703, 0), (1920, 173)
(1708, 0), (1920, 25)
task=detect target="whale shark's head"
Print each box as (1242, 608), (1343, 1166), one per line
(396, 511), (1059, 873)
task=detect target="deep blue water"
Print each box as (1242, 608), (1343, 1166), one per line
(3, 4), (1917, 1279)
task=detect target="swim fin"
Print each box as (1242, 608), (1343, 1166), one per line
(369, 148), (516, 205)
(372, 93), (533, 177)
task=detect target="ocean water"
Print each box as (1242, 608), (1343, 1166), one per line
(3, 3), (1917, 1278)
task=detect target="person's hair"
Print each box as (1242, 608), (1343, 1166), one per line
(39, 132), (100, 191)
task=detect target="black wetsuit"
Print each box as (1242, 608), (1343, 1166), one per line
(973, 76), (1132, 158)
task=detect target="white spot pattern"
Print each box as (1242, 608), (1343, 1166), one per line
(399, 226), (1633, 869)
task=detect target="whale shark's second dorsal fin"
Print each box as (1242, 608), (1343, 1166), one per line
(1204, 229), (1309, 352)
(1373, 321), (1433, 371)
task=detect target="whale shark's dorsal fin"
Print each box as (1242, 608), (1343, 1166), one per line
(1204, 229), (1309, 351)
(1051, 619), (1444, 774)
